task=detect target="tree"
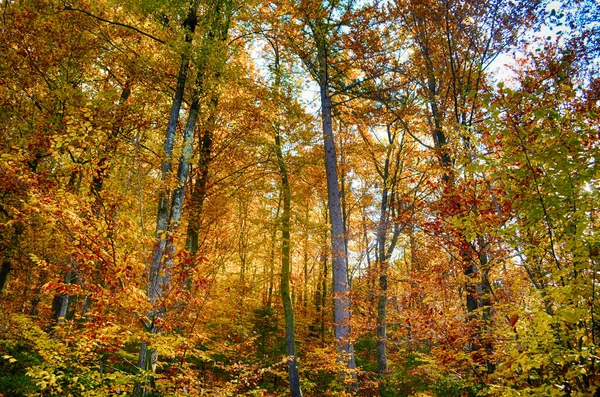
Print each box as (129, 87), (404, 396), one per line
(185, 0), (235, 258)
(134, 5), (198, 393)
(480, 36), (600, 395)
(289, 0), (359, 378)
(271, 39), (303, 396)
(373, 0), (540, 375)
(135, 0), (235, 393)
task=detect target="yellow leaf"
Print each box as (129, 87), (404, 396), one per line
(2, 355), (17, 363)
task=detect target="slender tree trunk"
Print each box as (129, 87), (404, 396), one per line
(0, 222), (22, 294)
(147, 57), (191, 303)
(316, 237), (328, 346)
(134, 12), (197, 394)
(135, 87), (199, 395)
(303, 201), (309, 310)
(376, 181), (390, 383)
(361, 208), (372, 273)
(374, 153), (400, 393)
(276, 123), (302, 397)
(354, 124), (406, 395)
(184, 0), (232, 255)
(266, 193), (282, 308)
(339, 130), (349, 268)
(162, 88), (200, 278)
(426, 61), (494, 371)
(317, 38), (356, 375)
(238, 197), (249, 283)
(185, 98), (218, 255)
(266, 42), (302, 396)
(53, 167), (82, 322)
(315, 205), (328, 346)
(0, 260), (10, 293)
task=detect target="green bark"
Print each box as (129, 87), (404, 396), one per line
(272, 43), (302, 397)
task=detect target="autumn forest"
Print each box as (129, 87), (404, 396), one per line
(0, 0), (599, 396)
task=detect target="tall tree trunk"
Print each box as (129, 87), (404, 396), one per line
(353, 124), (405, 395)
(238, 197), (249, 283)
(268, 41), (302, 396)
(135, 85), (200, 395)
(376, 170), (390, 383)
(185, 130), (210, 254)
(315, 206), (328, 346)
(134, 11), (197, 394)
(147, 57), (192, 302)
(266, 192), (281, 308)
(184, 0), (233, 256)
(422, 42), (494, 372)
(373, 144), (402, 393)
(162, 87), (200, 282)
(303, 200), (309, 310)
(276, 121), (302, 397)
(317, 37), (356, 376)
(338, 130), (349, 268)
(317, 238), (328, 346)
(185, 98), (218, 255)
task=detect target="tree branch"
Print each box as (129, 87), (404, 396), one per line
(63, 5), (165, 44)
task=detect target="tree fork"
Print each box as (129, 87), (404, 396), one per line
(134, 6), (198, 396)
